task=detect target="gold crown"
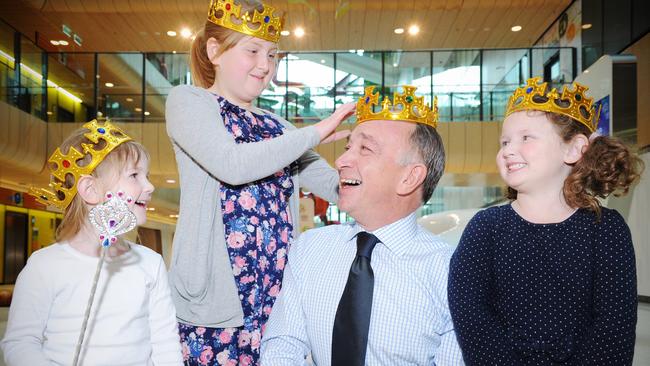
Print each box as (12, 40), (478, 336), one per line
(29, 120), (132, 210)
(207, 0), (283, 43)
(506, 77), (600, 132)
(356, 86), (438, 128)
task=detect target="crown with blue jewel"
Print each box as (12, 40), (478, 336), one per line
(356, 85), (438, 128)
(208, 0), (283, 43)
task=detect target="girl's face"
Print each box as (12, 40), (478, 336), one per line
(212, 36), (278, 106)
(497, 111), (575, 196)
(100, 157), (154, 226)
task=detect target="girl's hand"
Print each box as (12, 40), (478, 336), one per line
(314, 102), (356, 143)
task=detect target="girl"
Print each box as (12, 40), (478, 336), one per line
(164, 0), (355, 364)
(448, 77), (643, 365)
(1, 120), (182, 365)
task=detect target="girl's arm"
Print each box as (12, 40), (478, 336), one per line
(296, 148), (339, 203)
(148, 256), (183, 365)
(573, 210), (637, 364)
(448, 210), (518, 365)
(166, 85), (328, 186)
(1, 254), (53, 365)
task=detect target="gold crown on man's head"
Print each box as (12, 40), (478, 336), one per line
(207, 0), (283, 43)
(356, 86), (438, 128)
(29, 120), (132, 211)
(505, 77), (600, 133)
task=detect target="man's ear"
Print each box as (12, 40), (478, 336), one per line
(396, 163), (427, 196)
(565, 134), (589, 164)
(206, 37), (221, 66)
(76, 175), (102, 205)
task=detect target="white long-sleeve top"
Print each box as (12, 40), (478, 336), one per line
(1, 241), (183, 366)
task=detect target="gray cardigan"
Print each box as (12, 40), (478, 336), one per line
(165, 85), (339, 327)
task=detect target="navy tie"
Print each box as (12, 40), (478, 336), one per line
(331, 231), (380, 366)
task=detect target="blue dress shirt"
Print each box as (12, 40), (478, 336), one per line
(261, 213), (464, 365)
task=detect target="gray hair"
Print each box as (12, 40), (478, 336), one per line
(398, 124), (446, 203)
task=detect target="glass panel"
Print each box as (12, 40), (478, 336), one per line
(384, 51), (432, 105)
(332, 50), (382, 123)
(481, 49), (529, 121)
(0, 21), (15, 105)
(98, 53), (144, 122)
(258, 53), (288, 118)
(47, 53), (94, 122)
(432, 50), (480, 121)
(144, 53), (190, 122)
(19, 36), (44, 118)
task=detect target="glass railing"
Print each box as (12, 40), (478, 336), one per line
(0, 20), (577, 124)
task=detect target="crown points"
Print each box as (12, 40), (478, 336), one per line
(356, 85), (438, 128)
(208, 0), (283, 43)
(505, 77), (599, 133)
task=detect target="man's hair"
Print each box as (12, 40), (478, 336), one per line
(400, 124), (445, 203)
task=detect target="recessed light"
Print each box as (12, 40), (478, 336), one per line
(166, 179), (176, 184)
(97, 111), (103, 117)
(167, 30), (177, 37)
(46, 111), (53, 115)
(59, 40), (69, 46)
(50, 40), (60, 45)
(180, 28), (192, 38)
(126, 97), (133, 102)
(320, 59), (326, 64)
(408, 25), (420, 35)
(511, 25), (522, 32)
(394, 28), (405, 34)
(135, 107), (142, 112)
(105, 82), (114, 87)
(280, 30), (290, 36)
(146, 207), (156, 211)
(172, 50), (177, 54)
(584, 70), (590, 73)
(169, 214), (179, 218)
(294, 27), (305, 38)
(144, 111), (150, 116)
(393, 63), (398, 67)
(581, 23), (592, 30)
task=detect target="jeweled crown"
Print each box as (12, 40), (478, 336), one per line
(29, 120), (132, 210)
(506, 77), (600, 132)
(208, 0), (283, 43)
(356, 86), (438, 128)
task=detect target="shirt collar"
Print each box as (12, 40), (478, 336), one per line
(347, 213), (419, 258)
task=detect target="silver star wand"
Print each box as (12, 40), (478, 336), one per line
(72, 191), (137, 366)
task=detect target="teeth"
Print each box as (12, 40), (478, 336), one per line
(508, 163), (527, 170)
(340, 179), (362, 186)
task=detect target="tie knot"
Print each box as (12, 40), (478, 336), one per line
(356, 232), (379, 259)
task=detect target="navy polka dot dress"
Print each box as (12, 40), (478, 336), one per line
(448, 204), (637, 365)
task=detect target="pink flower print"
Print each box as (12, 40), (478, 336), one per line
(225, 360), (237, 366)
(259, 256), (269, 271)
(280, 211), (288, 221)
(247, 292), (256, 306)
(195, 327), (206, 336)
(239, 354), (253, 366)
(216, 350), (231, 365)
(240, 275), (255, 284)
(277, 248), (287, 259)
(267, 240), (276, 254)
(237, 191), (257, 210)
(231, 123), (242, 137)
(182, 342), (190, 361)
(270, 217), (276, 226)
(234, 256), (246, 268)
(280, 227), (289, 243)
(251, 330), (262, 350)
(198, 346), (213, 365)
(263, 305), (273, 316)
(250, 216), (259, 225)
(277, 257), (286, 270)
(260, 206), (266, 215)
(224, 200), (235, 214)
(218, 330), (232, 344)
(226, 231), (246, 248)
(269, 284), (280, 297)
(238, 330), (252, 347)
(263, 274), (271, 287)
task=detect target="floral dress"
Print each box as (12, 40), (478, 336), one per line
(179, 96), (294, 366)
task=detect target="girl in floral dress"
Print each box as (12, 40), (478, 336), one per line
(165, 1), (355, 364)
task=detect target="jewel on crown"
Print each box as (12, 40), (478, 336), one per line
(356, 85), (438, 128)
(207, 0), (283, 43)
(29, 120), (132, 211)
(505, 76), (600, 132)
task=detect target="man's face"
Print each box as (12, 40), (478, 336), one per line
(335, 119), (415, 228)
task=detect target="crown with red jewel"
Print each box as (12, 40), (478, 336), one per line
(29, 120), (132, 210)
(208, 0), (283, 43)
(356, 85), (438, 128)
(506, 77), (600, 132)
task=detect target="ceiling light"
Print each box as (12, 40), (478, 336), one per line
(104, 82), (114, 87)
(97, 111), (103, 117)
(408, 25), (420, 35)
(320, 59), (326, 64)
(126, 97), (133, 102)
(167, 30), (177, 37)
(146, 207), (156, 211)
(46, 111), (53, 115)
(169, 214), (179, 218)
(393, 63), (398, 67)
(59, 40), (69, 46)
(172, 50), (177, 54)
(581, 23), (592, 30)
(294, 27), (305, 38)
(166, 179), (176, 184)
(135, 107), (142, 112)
(180, 28), (192, 38)
(511, 25), (522, 32)
(50, 40), (60, 45)
(394, 28), (405, 35)
(280, 30), (290, 36)
(144, 111), (150, 116)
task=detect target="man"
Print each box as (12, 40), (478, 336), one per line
(261, 86), (463, 366)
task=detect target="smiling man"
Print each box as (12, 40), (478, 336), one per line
(260, 86), (463, 366)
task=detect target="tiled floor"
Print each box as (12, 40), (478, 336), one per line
(0, 303), (648, 365)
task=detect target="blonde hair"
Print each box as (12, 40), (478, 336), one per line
(54, 128), (150, 242)
(190, 1), (267, 88)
